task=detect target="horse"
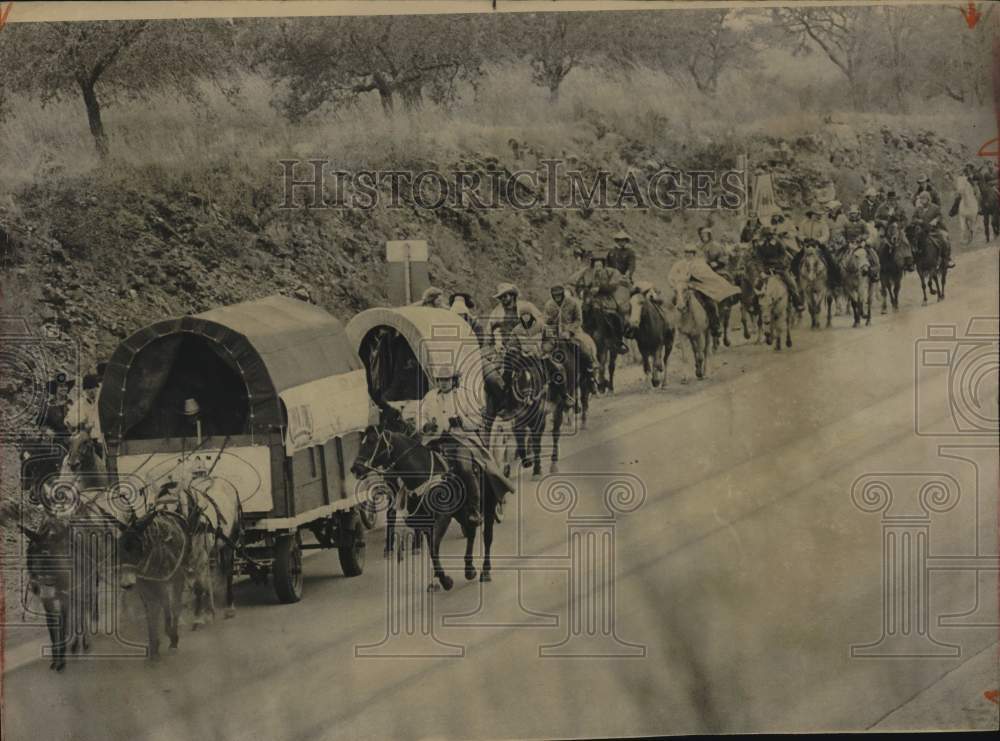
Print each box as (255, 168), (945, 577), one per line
(18, 433), (68, 502)
(974, 171), (999, 241)
(908, 221), (948, 303)
(545, 336), (592, 474)
(840, 245), (874, 326)
(627, 289), (675, 388)
(738, 258), (764, 343)
(502, 343), (547, 479)
(351, 424), (499, 590)
(117, 504), (192, 659)
(12, 495), (113, 672)
(180, 471), (243, 626)
(582, 299), (623, 394)
(666, 285), (710, 379)
(878, 222), (910, 314)
(799, 244), (832, 329)
(756, 271), (793, 350)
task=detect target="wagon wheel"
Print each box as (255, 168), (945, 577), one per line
(358, 497), (378, 530)
(273, 532), (304, 604)
(338, 513), (366, 577)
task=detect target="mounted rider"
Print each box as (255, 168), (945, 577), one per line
(449, 292), (487, 348)
(487, 283), (545, 411)
(799, 207), (830, 248)
(575, 253), (631, 355)
(699, 226), (730, 274)
(840, 204), (880, 273)
(414, 364), (515, 526)
(911, 174), (941, 207)
(826, 200), (849, 245)
(668, 243), (739, 337)
(859, 187), (882, 223)
(606, 230), (637, 282)
(911, 191), (955, 269)
(874, 190), (907, 230)
(542, 282), (599, 400)
(751, 226), (805, 311)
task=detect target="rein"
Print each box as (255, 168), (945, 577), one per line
(132, 509), (189, 583)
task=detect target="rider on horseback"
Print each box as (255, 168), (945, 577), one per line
(912, 191), (955, 269)
(488, 283), (545, 412)
(752, 228), (805, 311)
(575, 254), (631, 355)
(543, 283), (599, 402)
(668, 243), (735, 336)
(842, 204), (881, 277)
(415, 365), (491, 526)
(607, 230), (637, 283)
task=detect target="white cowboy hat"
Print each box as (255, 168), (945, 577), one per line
(183, 398), (201, 417)
(683, 243), (699, 254)
(613, 230), (631, 241)
(450, 295), (471, 315)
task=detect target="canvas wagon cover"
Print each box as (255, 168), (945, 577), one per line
(346, 306), (487, 412)
(100, 295), (374, 452)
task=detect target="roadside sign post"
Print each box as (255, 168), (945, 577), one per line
(386, 240), (430, 306)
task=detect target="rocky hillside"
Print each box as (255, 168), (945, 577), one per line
(0, 118), (974, 381)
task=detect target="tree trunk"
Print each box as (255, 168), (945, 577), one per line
(78, 78), (108, 158)
(377, 86), (394, 115)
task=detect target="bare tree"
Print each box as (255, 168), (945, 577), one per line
(635, 10), (755, 94)
(770, 7), (876, 108)
(501, 13), (611, 103)
(0, 20), (237, 157)
(261, 16), (486, 119)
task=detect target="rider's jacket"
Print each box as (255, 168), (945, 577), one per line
(859, 197), (881, 223)
(842, 220), (868, 243)
(543, 296), (583, 337)
(416, 387), (465, 442)
(913, 202), (945, 229)
(487, 300), (544, 335)
(606, 246), (636, 278)
(911, 184), (941, 206)
(799, 218), (830, 246)
(875, 201), (907, 227)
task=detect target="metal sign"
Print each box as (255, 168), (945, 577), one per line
(386, 240), (430, 305)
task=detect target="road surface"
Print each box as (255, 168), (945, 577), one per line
(3, 246), (998, 738)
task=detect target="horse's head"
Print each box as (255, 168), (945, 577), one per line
(65, 428), (94, 472)
(116, 509), (159, 590)
(20, 516), (68, 596)
(351, 425), (395, 478)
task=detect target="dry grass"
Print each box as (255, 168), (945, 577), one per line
(0, 64), (992, 196)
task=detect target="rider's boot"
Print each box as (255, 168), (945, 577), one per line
(784, 274), (805, 311)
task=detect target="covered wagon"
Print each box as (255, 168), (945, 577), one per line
(99, 295), (377, 602)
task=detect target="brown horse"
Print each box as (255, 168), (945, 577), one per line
(351, 424), (499, 589)
(908, 221), (948, 303)
(14, 495), (113, 671)
(738, 258), (764, 343)
(545, 337), (591, 474)
(973, 170), (999, 241)
(117, 504), (191, 659)
(878, 222), (911, 314)
(582, 300), (623, 394)
(628, 290), (675, 388)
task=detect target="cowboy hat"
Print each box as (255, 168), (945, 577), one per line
(183, 398), (201, 417)
(826, 200), (842, 211)
(449, 291), (475, 310)
(864, 187), (877, 197)
(683, 243), (699, 254)
(917, 174), (929, 183)
(450, 295), (472, 316)
(613, 230), (631, 241)
(493, 283), (518, 299)
(420, 286), (444, 302)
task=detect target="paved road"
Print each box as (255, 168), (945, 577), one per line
(3, 247), (998, 739)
